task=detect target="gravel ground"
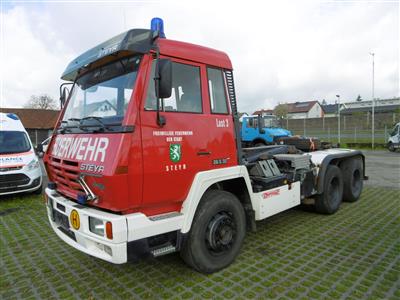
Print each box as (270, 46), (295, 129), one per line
(1, 187), (399, 299)
(1, 151), (398, 299)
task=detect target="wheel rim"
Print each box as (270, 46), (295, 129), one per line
(206, 212), (236, 255)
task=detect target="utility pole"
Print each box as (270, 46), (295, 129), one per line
(370, 52), (375, 149)
(336, 95), (340, 145)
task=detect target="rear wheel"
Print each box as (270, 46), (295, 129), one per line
(254, 142), (266, 147)
(315, 165), (343, 214)
(341, 158), (363, 202)
(180, 190), (246, 273)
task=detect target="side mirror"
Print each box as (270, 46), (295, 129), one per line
(155, 59), (172, 99)
(60, 87), (69, 108)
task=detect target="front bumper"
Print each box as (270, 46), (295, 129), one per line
(45, 188), (128, 264)
(0, 167), (42, 195)
(45, 188), (185, 264)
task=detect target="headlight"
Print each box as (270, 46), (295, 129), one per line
(26, 159), (40, 171)
(89, 216), (104, 236)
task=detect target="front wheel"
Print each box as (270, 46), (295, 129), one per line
(388, 142), (395, 152)
(180, 190), (246, 273)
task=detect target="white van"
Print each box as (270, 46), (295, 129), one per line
(0, 113), (42, 195)
(388, 122), (400, 152)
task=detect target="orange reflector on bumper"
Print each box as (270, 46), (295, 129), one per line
(106, 221), (113, 239)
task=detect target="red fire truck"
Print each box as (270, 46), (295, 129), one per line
(44, 18), (366, 273)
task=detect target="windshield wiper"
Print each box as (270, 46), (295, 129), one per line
(59, 117), (114, 133)
(80, 116), (111, 132)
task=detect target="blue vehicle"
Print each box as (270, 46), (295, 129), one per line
(241, 115), (292, 147)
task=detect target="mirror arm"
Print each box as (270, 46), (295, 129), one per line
(154, 45), (166, 127)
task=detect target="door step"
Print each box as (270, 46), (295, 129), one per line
(151, 244), (176, 257)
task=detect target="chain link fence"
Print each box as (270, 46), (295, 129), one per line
(279, 112), (398, 145)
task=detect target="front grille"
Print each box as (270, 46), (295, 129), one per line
(47, 156), (83, 199)
(0, 173), (30, 189)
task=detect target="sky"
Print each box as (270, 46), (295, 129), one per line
(0, 0), (399, 114)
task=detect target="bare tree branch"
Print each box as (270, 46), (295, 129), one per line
(24, 94), (58, 110)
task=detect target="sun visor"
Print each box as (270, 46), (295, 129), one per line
(61, 29), (156, 81)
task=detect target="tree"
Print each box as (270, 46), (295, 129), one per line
(356, 94), (362, 102)
(274, 103), (288, 119)
(24, 94), (58, 110)
(321, 99), (327, 105)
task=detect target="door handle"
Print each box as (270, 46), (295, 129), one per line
(197, 151), (211, 156)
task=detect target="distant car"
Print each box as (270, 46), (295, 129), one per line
(387, 122), (400, 152)
(0, 113), (43, 195)
(37, 136), (52, 157)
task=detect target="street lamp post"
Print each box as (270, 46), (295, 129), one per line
(369, 52), (375, 149)
(336, 95), (340, 145)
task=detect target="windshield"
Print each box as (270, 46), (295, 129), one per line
(262, 116), (278, 127)
(61, 55), (141, 131)
(0, 131), (31, 154)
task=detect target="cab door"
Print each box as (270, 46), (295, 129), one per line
(140, 57), (210, 214)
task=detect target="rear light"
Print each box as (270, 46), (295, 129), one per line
(106, 222), (113, 239)
(89, 217), (104, 236)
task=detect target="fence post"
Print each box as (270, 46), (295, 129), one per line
(354, 127), (357, 143)
(343, 116), (346, 130)
(384, 125), (387, 142)
(328, 127), (331, 142)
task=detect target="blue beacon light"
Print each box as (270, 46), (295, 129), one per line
(151, 17), (166, 38)
(77, 193), (88, 205)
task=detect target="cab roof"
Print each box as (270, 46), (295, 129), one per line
(61, 29), (232, 81)
(158, 38), (232, 70)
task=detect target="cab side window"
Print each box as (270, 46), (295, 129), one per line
(145, 61), (202, 113)
(207, 68), (228, 114)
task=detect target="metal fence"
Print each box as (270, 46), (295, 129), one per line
(279, 113), (398, 145)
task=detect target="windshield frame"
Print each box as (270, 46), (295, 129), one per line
(59, 55), (142, 134)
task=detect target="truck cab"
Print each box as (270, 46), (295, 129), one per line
(241, 115), (292, 146)
(388, 122), (400, 151)
(0, 113), (42, 195)
(44, 19), (366, 273)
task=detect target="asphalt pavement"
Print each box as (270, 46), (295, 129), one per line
(362, 150), (400, 189)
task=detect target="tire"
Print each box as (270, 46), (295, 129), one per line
(180, 190), (246, 273)
(254, 142), (266, 147)
(388, 143), (395, 152)
(341, 158), (363, 202)
(315, 165), (343, 214)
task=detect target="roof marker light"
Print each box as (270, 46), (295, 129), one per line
(151, 17), (166, 38)
(7, 113), (19, 120)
